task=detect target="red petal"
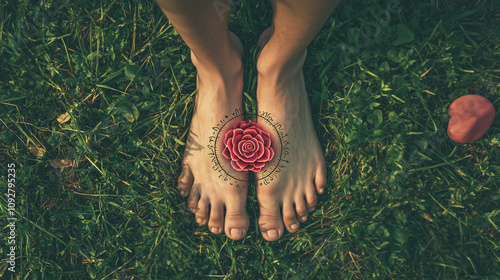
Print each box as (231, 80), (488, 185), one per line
(243, 128), (258, 138)
(223, 130), (233, 145)
(253, 133), (264, 144)
(242, 139), (258, 158)
(231, 160), (243, 171)
(241, 134), (253, 141)
(252, 125), (262, 135)
(233, 120), (243, 129)
(268, 148), (275, 161)
(241, 141), (264, 163)
(261, 131), (272, 148)
(232, 132), (243, 150)
(255, 141), (265, 159)
(240, 121), (251, 130)
(232, 141), (245, 161)
(254, 161), (266, 168)
(238, 140), (246, 157)
(233, 128), (244, 138)
(257, 147), (270, 162)
(226, 138), (238, 161)
(248, 120), (259, 128)
(252, 167), (262, 172)
(262, 131), (271, 140)
(223, 147), (231, 159)
(244, 150), (257, 158)
(235, 160), (249, 170)
(242, 140), (256, 152)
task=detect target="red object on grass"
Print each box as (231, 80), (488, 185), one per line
(447, 94), (495, 143)
(222, 120), (274, 172)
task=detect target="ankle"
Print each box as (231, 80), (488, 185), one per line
(256, 49), (306, 85)
(192, 49), (242, 78)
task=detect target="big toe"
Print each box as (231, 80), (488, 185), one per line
(258, 198), (284, 241)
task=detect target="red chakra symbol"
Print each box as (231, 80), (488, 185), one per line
(222, 120), (275, 172)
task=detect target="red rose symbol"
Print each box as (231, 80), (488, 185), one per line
(222, 120), (274, 172)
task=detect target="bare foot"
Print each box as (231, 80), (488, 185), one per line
(255, 28), (327, 241)
(177, 32), (250, 240)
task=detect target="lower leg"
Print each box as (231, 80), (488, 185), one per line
(156, 0), (241, 77)
(257, 0), (342, 82)
(255, 0), (341, 241)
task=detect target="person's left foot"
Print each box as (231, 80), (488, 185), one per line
(254, 29), (327, 241)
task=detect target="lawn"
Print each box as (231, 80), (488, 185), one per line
(0, 0), (499, 279)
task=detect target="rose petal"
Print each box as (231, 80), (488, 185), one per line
(257, 147), (270, 162)
(238, 140), (247, 157)
(240, 121), (252, 130)
(232, 141), (246, 161)
(223, 130), (234, 145)
(247, 120), (258, 128)
(241, 134), (253, 141)
(254, 161), (266, 168)
(231, 160), (243, 171)
(232, 133), (243, 151)
(241, 141), (264, 163)
(233, 120), (243, 129)
(241, 140), (257, 154)
(227, 139), (239, 161)
(255, 141), (265, 159)
(268, 147), (275, 161)
(244, 128), (259, 138)
(251, 125), (262, 135)
(262, 131), (271, 140)
(263, 135), (271, 148)
(252, 167), (262, 172)
(222, 147), (231, 159)
(235, 160), (249, 170)
(243, 141), (256, 152)
(233, 128), (244, 138)
(242, 139), (259, 158)
(252, 133), (264, 144)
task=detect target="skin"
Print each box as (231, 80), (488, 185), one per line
(156, 0), (341, 241)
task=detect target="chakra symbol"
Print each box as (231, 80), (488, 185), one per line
(222, 120), (275, 172)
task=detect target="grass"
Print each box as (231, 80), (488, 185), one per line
(0, 0), (499, 278)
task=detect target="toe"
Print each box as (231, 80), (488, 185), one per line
(258, 200), (284, 241)
(195, 197), (209, 226)
(315, 163), (327, 195)
(178, 162), (194, 197)
(186, 187), (200, 213)
(305, 185), (318, 212)
(208, 202), (224, 234)
(282, 201), (300, 233)
(224, 201), (249, 241)
(295, 196), (309, 223)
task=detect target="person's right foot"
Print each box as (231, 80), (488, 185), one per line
(177, 32), (250, 240)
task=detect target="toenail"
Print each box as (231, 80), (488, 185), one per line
(300, 216), (308, 222)
(196, 218), (203, 224)
(230, 228), (243, 238)
(180, 191), (185, 196)
(290, 224), (299, 230)
(211, 227), (220, 233)
(267, 229), (279, 238)
(319, 188), (324, 194)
